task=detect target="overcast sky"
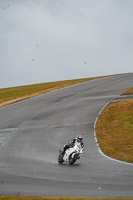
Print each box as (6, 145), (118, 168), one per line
(0, 0), (133, 88)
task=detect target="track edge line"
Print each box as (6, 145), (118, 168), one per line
(94, 95), (133, 166)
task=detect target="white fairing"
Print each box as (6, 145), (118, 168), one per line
(63, 143), (84, 162)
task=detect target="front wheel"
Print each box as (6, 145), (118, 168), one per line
(69, 154), (77, 165)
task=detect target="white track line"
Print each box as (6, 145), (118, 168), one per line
(94, 97), (133, 166)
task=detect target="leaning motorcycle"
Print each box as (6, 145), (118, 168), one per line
(58, 143), (84, 165)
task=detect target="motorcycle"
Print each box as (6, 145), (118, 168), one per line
(58, 143), (84, 165)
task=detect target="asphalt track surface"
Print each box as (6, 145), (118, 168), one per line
(0, 74), (133, 198)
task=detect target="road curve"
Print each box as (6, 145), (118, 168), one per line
(0, 73), (133, 198)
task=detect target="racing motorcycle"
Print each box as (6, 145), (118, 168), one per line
(58, 143), (84, 165)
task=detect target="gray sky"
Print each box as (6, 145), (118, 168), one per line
(0, 0), (133, 88)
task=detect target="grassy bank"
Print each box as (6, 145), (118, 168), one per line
(123, 88), (133, 95)
(0, 76), (103, 108)
(96, 98), (133, 163)
(0, 197), (132, 200)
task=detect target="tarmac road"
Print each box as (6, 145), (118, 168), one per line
(0, 73), (133, 198)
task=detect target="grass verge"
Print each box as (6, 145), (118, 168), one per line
(96, 99), (133, 163)
(0, 76), (104, 108)
(122, 88), (133, 95)
(0, 197), (132, 200)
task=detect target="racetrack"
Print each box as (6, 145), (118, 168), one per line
(0, 73), (133, 198)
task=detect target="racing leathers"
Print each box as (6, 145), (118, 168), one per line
(61, 138), (84, 156)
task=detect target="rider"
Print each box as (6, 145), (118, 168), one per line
(61, 134), (84, 156)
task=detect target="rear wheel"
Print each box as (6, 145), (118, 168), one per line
(58, 155), (64, 164)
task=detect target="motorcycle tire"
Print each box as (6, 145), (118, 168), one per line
(58, 155), (64, 164)
(69, 154), (77, 165)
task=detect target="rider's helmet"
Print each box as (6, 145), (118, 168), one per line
(76, 134), (83, 142)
